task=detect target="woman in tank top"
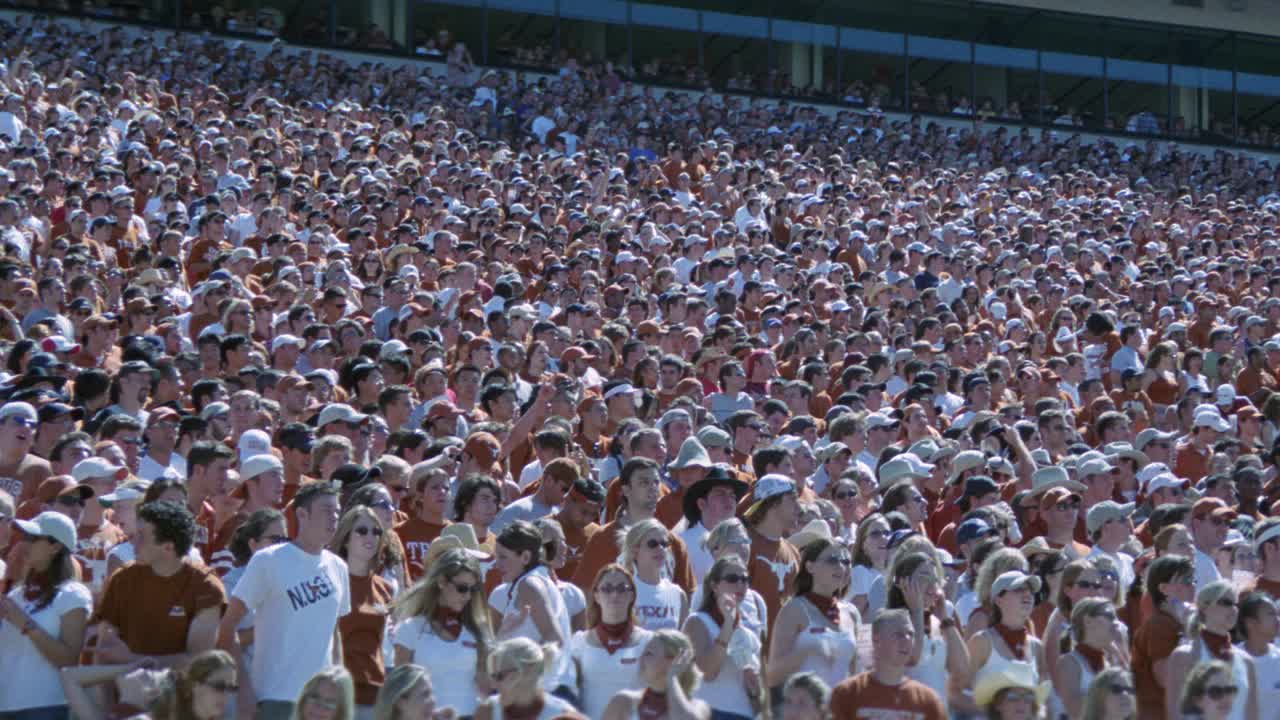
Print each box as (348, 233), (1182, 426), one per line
(1055, 598), (1125, 719)
(1177, 660), (1242, 720)
(492, 521), (575, 701)
(621, 519), (687, 633)
(847, 512), (890, 619)
(681, 556), (763, 720)
(1080, 667), (1136, 720)
(688, 519), (768, 638)
(602, 630), (710, 720)
(392, 547), (493, 718)
(569, 564), (653, 719)
(884, 550), (969, 710)
(1235, 593), (1280, 706)
(475, 638), (576, 720)
(966, 570), (1048, 716)
(766, 537), (859, 691)
(1166, 582), (1259, 720)
(535, 518), (587, 632)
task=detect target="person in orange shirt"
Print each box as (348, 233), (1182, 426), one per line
(1174, 411), (1228, 484)
(655, 437), (712, 530)
(394, 466), (452, 580)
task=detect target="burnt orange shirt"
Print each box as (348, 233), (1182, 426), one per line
(394, 516), (449, 580)
(747, 526), (800, 635)
(1132, 608), (1182, 720)
(96, 562), (226, 657)
(341, 573), (394, 705)
(830, 672), (947, 720)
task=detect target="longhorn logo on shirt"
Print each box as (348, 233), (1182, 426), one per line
(756, 555), (795, 593)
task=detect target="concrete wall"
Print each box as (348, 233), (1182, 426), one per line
(982, 0), (1280, 38)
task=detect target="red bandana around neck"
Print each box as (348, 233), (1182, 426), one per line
(432, 606), (463, 639)
(994, 622), (1029, 659)
(637, 689), (668, 719)
(503, 698), (545, 720)
(1202, 630), (1234, 661)
(1076, 643), (1106, 673)
(596, 620), (634, 655)
(805, 592), (841, 625)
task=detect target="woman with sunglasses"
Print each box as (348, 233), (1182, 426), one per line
(0, 511), (90, 719)
(682, 556), (764, 720)
(1055, 598), (1126, 719)
(1178, 661), (1242, 720)
(475, 638), (576, 720)
(569, 564), (653, 718)
(332, 506), (396, 716)
(847, 512), (891, 619)
(966, 571), (1047, 719)
(1166, 582), (1258, 720)
(1080, 667), (1136, 720)
(689, 519), (769, 638)
(622, 518), (687, 632)
(1043, 560), (1108, 676)
(394, 547), (493, 717)
(61, 649), (239, 720)
(885, 551), (968, 712)
(767, 538), (859, 692)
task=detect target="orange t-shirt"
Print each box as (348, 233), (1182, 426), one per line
(96, 562), (226, 657)
(558, 518), (599, 583)
(747, 526), (800, 635)
(829, 672), (947, 720)
(1131, 608), (1182, 720)
(394, 516), (449, 580)
(1173, 442), (1211, 484)
(340, 573), (394, 705)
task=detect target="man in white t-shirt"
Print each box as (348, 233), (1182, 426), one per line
(216, 481), (350, 720)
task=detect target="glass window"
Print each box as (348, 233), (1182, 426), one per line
(773, 19), (838, 98)
(411, 0), (485, 62)
(1170, 29), (1233, 140)
(1034, 12), (1106, 128)
(1236, 36), (1280, 147)
(632, 1), (702, 86)
(839, 27), (905, 110)
(908, 35), (971, 115)
(971, 5), (1038, 123)
(701, 10), (771, 92)
(560, 0), (628, 67)
(485, 0), (557, 68)
(1107, 22), (1170, 136)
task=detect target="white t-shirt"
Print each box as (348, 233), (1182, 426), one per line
(0, 581), (93, 711)
(232, 542), (351, 702)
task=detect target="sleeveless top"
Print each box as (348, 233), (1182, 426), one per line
(633, 577), (683, 632)
(906, 615), (951, 709)
(1193, 642), (1248, 720)
(689, 612), (760, 718)
(569, 627), (653, 719)
(973, 630), (1039, 700)
(490, 693), (576, 720)
(497, 566), (575, 691)
(1241, 642), (1280, 700)
(793, 596), (860, 689)
(1047, 650), (1099, 720)
(392, 617), (482, 715)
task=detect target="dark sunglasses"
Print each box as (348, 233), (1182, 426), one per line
(451, 581), (481, 594)
(1203, 685), (1239, 700)
(644, 538), (671, 550)
(719, 573), (749, 585)
(353, 526), (384, 537)
(1074, 580), (1103, 590)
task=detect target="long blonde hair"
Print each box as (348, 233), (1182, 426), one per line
(648, 629), (701, 696)
(373, 665), (430, 720)
(292, 667), (355, 720)
(1188, 580), (1237, 637)
(621, 518), (673, 579)
(1081, 667), (1134, 720)
(393, 547), (493, 647)
(1179, 660), (1233, 716)
(486, 637), (558, 687)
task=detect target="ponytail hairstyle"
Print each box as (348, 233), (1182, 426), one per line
(486, 637), (558, 687)
(647, 629), (702, 696)
(976, 548), (1029, 617)
(498, 520), (544, 597)
(1188, 580), (1237, 638)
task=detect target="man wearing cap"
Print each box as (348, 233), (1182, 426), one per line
(317, 403), (369, 446)
(743, 473), (802, 633)
(33, 402), (82, 460)
(656, 437), (712, 529)
(0, 402), (53, 505)
(70, 457), (130, 590)
(276, 424), (318, 506)
(72, 314), (123, 374)
(863, 412), (902, 468)
(96, 500), (225, 668)
(937, 476), (1001, 556)
(1040, 486), (1090, 559)
(208, 455), (285, 576)
(1175, 411), (1228, 484)
(1189, 497), (1235, 590)
(138, 407), (185, 483)
(1085, 501), (1137, 598)
(1250, 518), (1280, 601)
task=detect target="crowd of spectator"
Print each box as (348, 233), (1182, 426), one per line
(5, 9), (1280, 720)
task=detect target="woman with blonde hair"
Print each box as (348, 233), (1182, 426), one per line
(569, 564), (653, 718)
(966, 571), (1048, 716)
(1166, 582), (1258, 720)
(1043, 559), (1108, 674)
(779, 672), (831, 720)
(621, 518), (688, 632)
(1055, 598), (1126, 719)
(767, 538), (859, 691)
(393, 547), (493, 718)
(475, 638), (576, 720)
(221, 298), (256, 338)
(293, 666), (356, 720)
(61, 649), (238, 720)
(681, 555), (764, 720)
(1179, 660), (1240, 720)
(331, 506), (396, 715)
(964, 547), (1030, 636)
(602, 629), (709, 720)
(372, 665), (443, 720)
(1080, 667), (1136, 720)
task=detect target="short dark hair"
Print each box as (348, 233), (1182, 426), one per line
(187, 441), (235, 479)
(228, 508), (285, 566)
(138, 500), (196, 557)
(453, 474), (501, 522)
(294, 480), (340, 511)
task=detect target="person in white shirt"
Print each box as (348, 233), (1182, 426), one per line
(216, 481), (350, 720)
(1189, 497), (1234, 591)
